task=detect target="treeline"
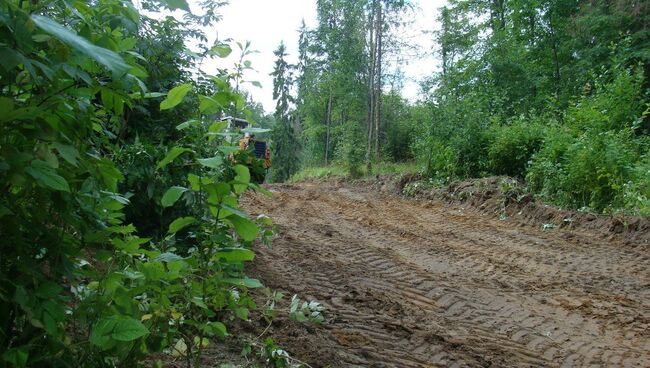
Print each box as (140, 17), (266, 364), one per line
(271, 0), (650, 214)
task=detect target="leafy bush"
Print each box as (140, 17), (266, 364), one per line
(487, 117), (547, 177)
(335, 123), (366, 178)
(623, 154), (650, 215)
(527, 129), (647, 212)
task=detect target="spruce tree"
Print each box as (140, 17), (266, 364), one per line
(270, 42), (300, 182)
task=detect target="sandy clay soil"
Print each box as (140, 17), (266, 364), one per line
(242, 182), (650, 367)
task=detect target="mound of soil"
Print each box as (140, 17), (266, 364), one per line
(390, 175), (650, 246)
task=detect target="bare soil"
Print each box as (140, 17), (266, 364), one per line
(242, 181), (650, 367)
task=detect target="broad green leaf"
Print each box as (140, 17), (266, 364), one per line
(31, 15), (129, 74)
(129, 64), (148, 78)
(198, 95), (222, 114)
(218, 146), (239, 155)
(52, 142), (79, 166)
(227, 214), (258, 241)
(209, 121), (228, 133)
(250, 81), (262, 88)
(90, 318), (118, 350)
(203, 321), (228, 337)
(160, 84), (192, 110)
(209, 44), (232, 58)
(167, 216), (195, 234)
(111, 319), (149, 341)
(141, 261), (165, 281)
(214, 248), (255, 262)
(2, 347), (28, 368)
(233, 164), (250, 193)
(161, 186), (187, 207)
(188, 174), (201, 190)
(25, 160), (69, 192)
(113, 237), (149, 255)
(241, 127), (271, 134)
(198, 156), (223, 169)
(154, 252), (185, 262)
(176, 119), (200, 130)
(128, 92), (166, 99)
(0, 97), (14, 113)
(163, 0), (190, 11)
(223, 277), (263, 288)
(35, 282), (62, 299)
(219, 203), (248, 218)
(157, 147), (191, 169)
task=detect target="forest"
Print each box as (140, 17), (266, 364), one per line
(0, 0), (649, 367)
(270, 0), (650, 215)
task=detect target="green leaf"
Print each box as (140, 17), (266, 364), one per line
(0, 97), (14, 114)
(168, 216), (195, 234)
(154, 252), (185, 262)
(2, 347), (29, 368)
(227, 214), (258, 241)
(223, 277), (263, 288)
(176, 119), (200, 130)
(157, 147), (192, 170)
(241, 127), (271, 134)
(90, 318), (118, 350)
(161, 186), (187, 207)
(219, 203), (248, 218)
(214, 248), (255, 262)
(198, 156), (223, 169)
(209, 44), (232, 58)
(111, 319), (149, 341)
(52, 142), (79, 166)
(218, 146), (239, 155)
(163, 0), (190, 11)
(25, 160), (70, 192)
(233, 164), (250, 194)
(250, 81), (262, 88)
(31, 15), (129, 74)
(204, 321), (228, 337)
(209, 121), (228, 133)
(199, 95), (222, 114)
(35, 282), (62, 299)
(160, 84), (192, 110)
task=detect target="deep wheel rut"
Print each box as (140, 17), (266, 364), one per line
(243, 183), (650, 367)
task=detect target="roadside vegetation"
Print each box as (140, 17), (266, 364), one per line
(270, 0), (649, 216)
(0, 1), (317, 367)
(290, 162), (418, 182)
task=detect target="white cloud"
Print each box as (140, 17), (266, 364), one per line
(199, 0), (446, 112)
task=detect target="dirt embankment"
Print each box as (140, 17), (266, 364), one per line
(242, 181), (650, 367)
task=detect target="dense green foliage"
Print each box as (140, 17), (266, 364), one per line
(417, 0), (650, 213)
(0, 1), (314, 367)
(283, 0), (649, 215)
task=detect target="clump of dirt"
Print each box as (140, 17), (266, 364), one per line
(396, 175), (650, 245)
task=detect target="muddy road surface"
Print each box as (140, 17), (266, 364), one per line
(242, 182), (650, 367)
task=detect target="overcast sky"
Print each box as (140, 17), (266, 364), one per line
(197, 0), (447, 113)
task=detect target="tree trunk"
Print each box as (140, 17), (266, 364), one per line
(325, 89), (333, 165)
(373, 0), (382, 162)
(366, 3), (376, 166)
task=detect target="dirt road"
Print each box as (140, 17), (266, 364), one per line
(243, 182), (650, 367)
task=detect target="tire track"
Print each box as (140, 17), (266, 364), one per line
(243, 183), (650, 367)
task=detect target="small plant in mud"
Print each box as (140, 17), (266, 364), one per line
(402, 182), (421, 196)
(289, 295), (325, 324)
(542, 223), (557, 230)
(236, 290), (325, 367)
